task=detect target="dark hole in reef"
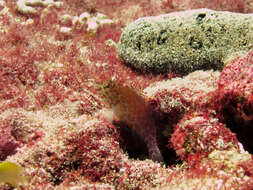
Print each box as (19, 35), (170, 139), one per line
(114, 117), (179, 166)
(196, 13), (206, 22)
(71, 160), (82, 170)
(136, 34), (143, 51)
(207, 27), (212, 33)
(49, 169), (63, 185)
(221, 100), (253, 154)
(225, 117), (253, 154)
(156, 115), (180, 166)
(241, 40), (248, 47)
(243, 104), (253, 116)
(114, 121), (149, 160)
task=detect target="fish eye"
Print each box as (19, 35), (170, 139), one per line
(104, 83), (110, 89)
(104, 80), (116, 89)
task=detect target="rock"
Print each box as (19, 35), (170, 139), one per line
(143, 70), (220, 123)
(117, 9), (253, 74)
(217, 49), (253, 123)
(216, 49), (253, 152)
(170, 111), (239, 162)
(17, 0), (62, 15)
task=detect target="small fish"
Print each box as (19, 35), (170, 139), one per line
(98, 80), (164, 162)
(0, 161), (27, 188)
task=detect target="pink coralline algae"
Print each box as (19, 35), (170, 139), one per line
(4, 108), (127, 189)
(170, 111), (239, 164)
(159, 149), (253, 189)
(1, 0), (253, 189)
(144, 70), (220, 124)
(217, 50), (253, 123)
(0, 123), (19, 160)
(215, 49), (253, 155)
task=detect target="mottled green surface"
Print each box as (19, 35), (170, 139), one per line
(117, 9), (253, 74)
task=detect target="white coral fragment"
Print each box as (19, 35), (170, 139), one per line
(88, 13), (114, 32)
(59, 14), (73, 25)
(87, 17), (99, 32)
(72, 12), (114, 32)
(0, 0), (6, 12)
(0, 0), (5, 7)
(79, 12), (90, 24)
(99, 19), (114, 26)
(59, 26), (72, 35)
(58, 12), (114, 36)
(17, 0), (62, 14)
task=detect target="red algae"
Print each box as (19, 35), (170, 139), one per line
(170, 111), (239, 164)
(173, 0), (245, 12)
(0, 0), (253, 189)
(144, 70), (220, 124)
(217, 50), (253, 123)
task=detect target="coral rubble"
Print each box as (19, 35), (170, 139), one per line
(0, 0), (253, 189)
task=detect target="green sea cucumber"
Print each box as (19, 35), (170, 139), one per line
(117, 9), (253, 74)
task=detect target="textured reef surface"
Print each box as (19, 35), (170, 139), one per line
(0, 0), (253, 189)
(118, 9), (253, 74)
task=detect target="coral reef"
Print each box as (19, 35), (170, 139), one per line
(17, 0), (62, 15)
(99, 80), (163, 162)
(117, 9), (253, 74)
(215, 49), (253, 154)
(3, 107), (127, 189)
(170, 111), (239, 163)
(159, 149), (253, 189)
(144, 70), (220, 124)
(0, 0), (253, 189)
(217, 50), (253, 123)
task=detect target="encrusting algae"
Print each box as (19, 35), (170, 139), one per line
(0, 161), (27, 189)
(97, 80), (164, 162)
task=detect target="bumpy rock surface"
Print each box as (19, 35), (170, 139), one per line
(216, 49), (253, 153)
(143, 70), (220, 123)
(118, 9), (253, 74)
(217, 50), (253, 123)
(170, 111), (239, 162)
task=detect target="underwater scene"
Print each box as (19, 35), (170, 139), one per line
(0, 0), (252, 189)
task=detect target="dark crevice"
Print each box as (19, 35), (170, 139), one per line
(221, 101), (253, 154)
(114, 121), (149, 160)
(225, 118), (253, 154)
(114, 118), (178, 166)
